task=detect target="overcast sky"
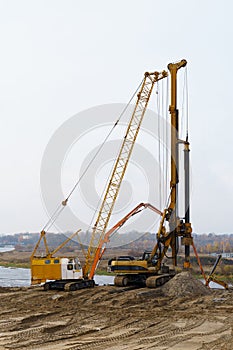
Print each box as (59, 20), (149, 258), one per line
(0, 0), (233, 235)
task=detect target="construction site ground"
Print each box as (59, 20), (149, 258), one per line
(0, 272), (232, 350)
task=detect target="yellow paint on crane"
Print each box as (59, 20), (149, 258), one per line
(31, 257), (62, 284)
(31, 256), (83, 285)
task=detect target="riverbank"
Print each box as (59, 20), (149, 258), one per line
(0, 248), (232, 283)
(0, 261), (30, 268)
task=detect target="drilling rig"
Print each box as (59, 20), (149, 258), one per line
(108, 59), (194, 287)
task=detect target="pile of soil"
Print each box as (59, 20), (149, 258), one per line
(162, 271), (211, 298)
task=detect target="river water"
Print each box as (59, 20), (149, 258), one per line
(0, 246), (227, 288)
(0, 246), (15, 253)
(0, 246), (115, 287)
(0, 266), (114, 287)
(0, 266), (227, 289)
(0, 266), (31, 287)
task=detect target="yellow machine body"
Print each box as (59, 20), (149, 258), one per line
(109, 259), (149, 274)
(31, 257), (83, 285)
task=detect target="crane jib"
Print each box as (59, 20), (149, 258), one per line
(83, 70), (168, 278)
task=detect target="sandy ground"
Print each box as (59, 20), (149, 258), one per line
(0, 273), (232, 350)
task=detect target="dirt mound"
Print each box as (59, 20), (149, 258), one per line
(162, 271), (211, 298)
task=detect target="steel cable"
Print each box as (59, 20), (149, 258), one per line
(42, 77), (144, 232)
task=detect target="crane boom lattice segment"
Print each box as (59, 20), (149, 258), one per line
(83, 70), (168, 278)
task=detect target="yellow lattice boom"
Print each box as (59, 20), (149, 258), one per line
(83, 70), (168, 278)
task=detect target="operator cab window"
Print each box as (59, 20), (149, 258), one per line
(67, 264), (73, 270)
(75, 262), (81, 270)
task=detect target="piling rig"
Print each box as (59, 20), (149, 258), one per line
(108, 59), (194, 287)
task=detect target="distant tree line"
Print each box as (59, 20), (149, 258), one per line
(1, 231), (233, 255)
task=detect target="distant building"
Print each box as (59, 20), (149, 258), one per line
(222, 253), (233, 258)
(211, 252), (233, 258)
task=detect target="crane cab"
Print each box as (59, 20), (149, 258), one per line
(31, 257), (83, 285)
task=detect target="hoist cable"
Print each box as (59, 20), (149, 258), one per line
(66, 78), (144, 202)
(42, 204), (63, 231)
(165, 76), (169, 207)
(86, 156), (116, 237)
(156, 82), (162, 209)
(45, 206), (66, 232)
(161, 78), (166, 207)
(181, 66), (189, 140)
(42, 77), (144, 232)
(162, 79), (165, 207)
(82, 78), (146, 239)
(185, 67), (189, 139)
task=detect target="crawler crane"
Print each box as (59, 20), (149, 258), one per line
(31, 69), (167, 290)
